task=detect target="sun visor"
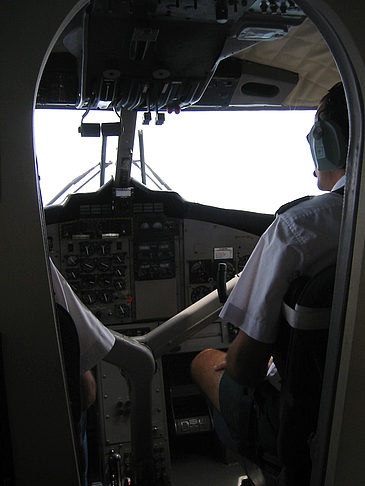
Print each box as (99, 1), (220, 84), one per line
(195, 58), (298, 108)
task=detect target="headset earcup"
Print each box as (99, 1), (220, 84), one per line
(310, 120), (347, 171)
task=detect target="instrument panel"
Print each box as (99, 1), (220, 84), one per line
(47, 201), (259, 326)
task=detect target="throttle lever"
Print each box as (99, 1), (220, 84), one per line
(217, 262), (228, 303)
(108, 449), (123, 486)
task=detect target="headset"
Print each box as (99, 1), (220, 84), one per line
(307, 119), (347, 171)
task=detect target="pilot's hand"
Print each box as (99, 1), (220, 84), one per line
(214, 358), (227, 372)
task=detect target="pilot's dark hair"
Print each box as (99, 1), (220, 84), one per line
(320, 82), (349, 144)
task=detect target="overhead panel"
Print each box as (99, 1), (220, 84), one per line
(37, 0), (311, 111)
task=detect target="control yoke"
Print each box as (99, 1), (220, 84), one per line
(103, 274), (239, 484)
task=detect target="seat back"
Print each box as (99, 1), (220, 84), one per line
(272, 265), (336, 486)
(56, 303), (82, 427)
(55, 304), (85, 477)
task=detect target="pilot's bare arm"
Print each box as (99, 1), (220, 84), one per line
(80, 370), (97, 410)
(191, 330), (271, 412)
(224, 330), (272, 387)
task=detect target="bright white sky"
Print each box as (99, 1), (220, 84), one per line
(33, 108), (321, 214)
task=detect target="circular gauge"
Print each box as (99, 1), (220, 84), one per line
(81, 276), (97, 288)
(98, 258), (112, 272)
(79, 243), (94, 257)
(80, 261), (95, 273)
(66, 255), (79, 266)
(66, 269), (79, 280)
(164, 221), (175, 231)
(190, 261), (210, 284)
(99, 291), (114, 303)
(114, 266), (126, 277)
(115, 304), (130, 318)
(191, 285), (211, 304)
(238, 255), (250, 272)
(113, 253), (126, 265)
(225, 262), (236, 280)
(81, 292), (98, 305)
(97, 243), (111, 256)
(97, 275), (113, 288)
(114, 279), (126, 290)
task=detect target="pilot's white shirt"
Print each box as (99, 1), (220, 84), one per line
(50, 259), (115, 374)
(220, 176), (345, 345)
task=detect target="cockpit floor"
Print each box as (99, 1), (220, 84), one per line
(169, 433), (245, 486)
(171, 453), (245, 486)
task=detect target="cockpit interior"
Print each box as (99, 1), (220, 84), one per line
(2, 1), (365, 485)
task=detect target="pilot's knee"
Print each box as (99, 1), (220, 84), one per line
(191, 348), (219, 379)
(191, 348), (226, 386)
(191, 348), (226, 412)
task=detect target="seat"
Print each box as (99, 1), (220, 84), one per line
(245, 265), (336, 486)
(56, 303), (86, 480)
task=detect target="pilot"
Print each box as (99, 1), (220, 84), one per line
(50, 258), (115, 379)
(49, 258), (115, 483)
(191, 82), (348, 458)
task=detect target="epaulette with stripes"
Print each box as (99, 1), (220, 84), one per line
(276, 186), (344, 216)
(275, 196), (313, 216)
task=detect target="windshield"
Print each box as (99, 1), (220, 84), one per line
(34, 108), (319, 214)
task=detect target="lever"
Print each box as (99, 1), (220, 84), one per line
(108, 449), (123, 486)
(217, 262), (228, 303)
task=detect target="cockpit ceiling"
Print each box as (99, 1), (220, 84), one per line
(37, 1), (340, 112)
(234, 18), (341, 109)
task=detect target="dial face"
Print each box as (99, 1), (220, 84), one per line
(81, 276), (97, 288)
(81, 292), (98, 305)
(238, 255), (250, 272)
(115, 303), (130, 318)
(191, 285), (211, 304)
(98, 275), (113, 288)
(80, 243), (94, 257)
(114, 279), (126, 290)
(225, 262), (236, 280)
(66, 269), (79, 280)
(98, 258), (112, 272)
(113, 253), (126, 265)
(189, 260), (212, 284)
(99, 291), (115, 304)
(66, 255), (79, 266)
(80, 261), (95, 273)
(114, 266), (126, 277)
(97, 243), (111, 256)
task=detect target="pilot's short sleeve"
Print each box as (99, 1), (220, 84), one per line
(50, 259), (115, 374)
(219, 216), (303, 343)
(219, 190), (343, 344)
